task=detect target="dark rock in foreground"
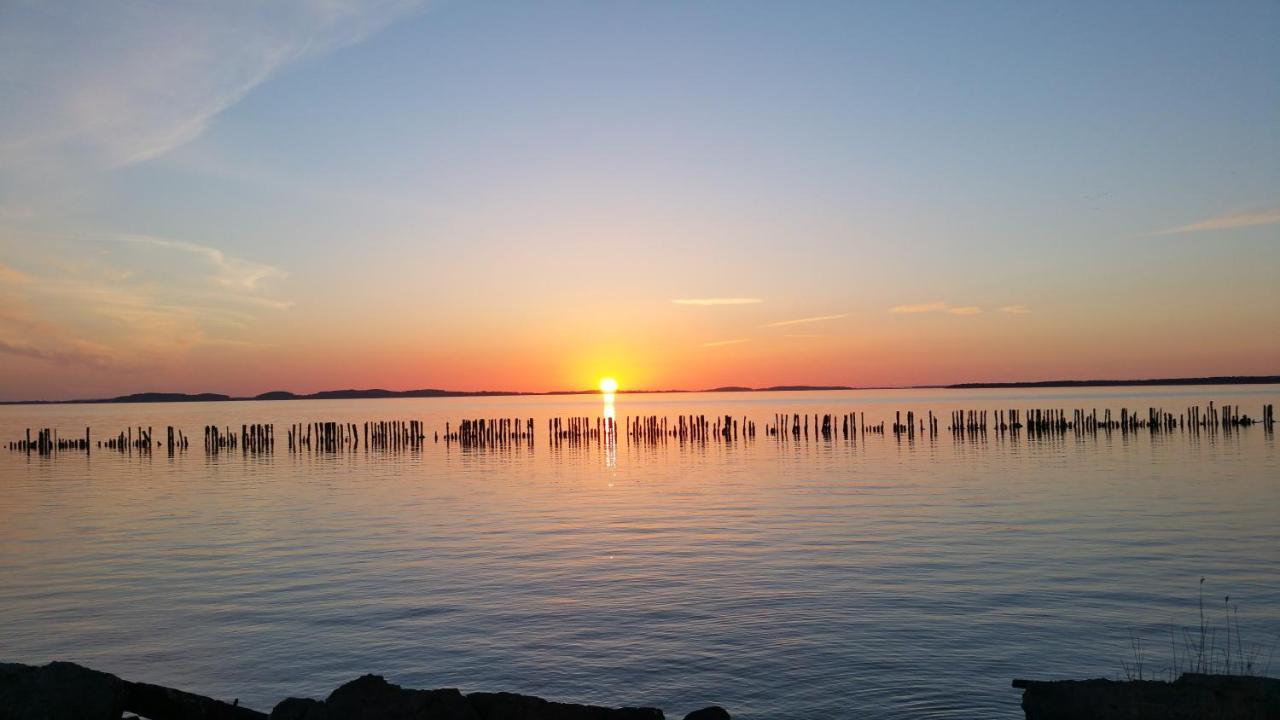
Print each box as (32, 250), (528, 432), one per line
(270, 674), (476, 720)
(0, 661), (261, 720)
(271, 674), (667, 719)
(1013, 673), (1280, 719)
(0, 662), (728, 720)
(0, 662), (133, 720)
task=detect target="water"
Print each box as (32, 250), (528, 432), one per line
(1, 387), (1278, 718)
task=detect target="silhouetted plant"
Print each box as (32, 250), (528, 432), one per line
(1121, 578), (1277, 681)
(1121, 631), (1145, 680)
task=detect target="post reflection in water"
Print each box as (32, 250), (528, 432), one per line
(602, 391), (616, 467)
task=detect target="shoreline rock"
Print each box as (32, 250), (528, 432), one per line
(0, 661), (729, 720)
(1013, 673), (1280, 719)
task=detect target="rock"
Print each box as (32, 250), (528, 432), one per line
(128, 679), (267, 719)
(269, 697), (329, 720)
(1013, 673), (1280, 720)
(469, 691), (664, 719)
(272, 678), (667, 720)
(319, 674), (478, 720)
(3, 661), (722, 720)
(682, 707), (731, 720)
(0, 661), (129, 720)
(0, 661), (265, 720)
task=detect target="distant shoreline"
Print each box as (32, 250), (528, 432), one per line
(1, 376), (1276, 406)
(932, 375), (1280, 390)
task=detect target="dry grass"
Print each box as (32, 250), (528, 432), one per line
(1122, 578), (1278, 681)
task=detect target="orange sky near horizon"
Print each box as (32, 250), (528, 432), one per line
(3, 260), (1276, 400)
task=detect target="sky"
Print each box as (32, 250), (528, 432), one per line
(1, 0), (1278, 400)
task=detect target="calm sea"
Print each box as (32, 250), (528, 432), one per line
(2, 387), (1278, 718)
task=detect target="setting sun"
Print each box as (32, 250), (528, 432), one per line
(599, 377), (619, 394)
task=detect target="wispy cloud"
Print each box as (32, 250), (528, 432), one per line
(702, 338), (748, 347)
(0, 262), (32, 285)
(1148, 207), (1280, 236)
(889, 301), (949, 314)
(762, 313), (848, 328)
(0, 1), (427, 179)
(784, 333), (826, 338)
(889, 302), (983, 316)
(0, 338), (114, 369)
(999, 305), (1032, 314)
(673, 298), (764, 305)
(0, 231), (292, 378)
(119, 235), (287, 292)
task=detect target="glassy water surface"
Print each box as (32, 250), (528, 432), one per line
(1, 387), (1278, 718)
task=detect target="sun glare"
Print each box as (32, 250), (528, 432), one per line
(599, 377), (619, 394)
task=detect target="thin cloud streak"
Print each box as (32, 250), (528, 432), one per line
(890, 302), (988, 316)
(702, 339), (748, 347)
(1148, 208), (1280, 236)
(119, 235), (287, 291)
(673, 298), (764, 305)
(890, 301), (948, 314)
(0, 338), (114, 369)
(762, 313), (848, 328)
(0, 262), (32, 285)
(1000, 305), (1032, 314)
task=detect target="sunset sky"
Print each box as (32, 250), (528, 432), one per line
(2, 1), (1278, 400)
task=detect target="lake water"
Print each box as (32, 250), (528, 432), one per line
(1, 387), (1278, 718)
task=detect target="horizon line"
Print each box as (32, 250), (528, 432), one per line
(3, 374), (1278, 406)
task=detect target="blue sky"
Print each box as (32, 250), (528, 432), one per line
(1, 1), (1277, 398)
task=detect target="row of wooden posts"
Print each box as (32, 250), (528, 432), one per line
(614, 414), (759, 444)
(767, 412), (893, 439)
(8, 403), (1276, 456)
(205, 424), (277, 452)
(6, 428), (84, 454)
(7, 420), (427, 455)
(205, 420), (433, 453)
(551, 416), (606, 444)
(285, 420), (428, 451)
(761, 404), (1277, 442)
(442, 418), (536, 447)
(6, 426), (191, 455)
(441, 415), (763, 447)
(945, 401), (1275, 437)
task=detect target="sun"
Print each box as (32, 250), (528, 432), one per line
(599, 377), (619, 394)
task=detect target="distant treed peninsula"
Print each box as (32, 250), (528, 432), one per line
(2, 376), (1276, 406)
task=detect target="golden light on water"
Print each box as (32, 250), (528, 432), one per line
(600, 378), (617, 467)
